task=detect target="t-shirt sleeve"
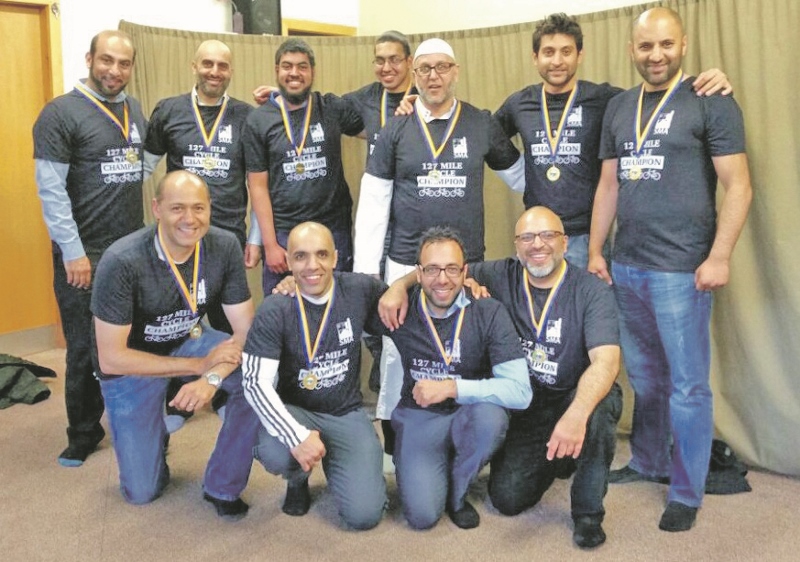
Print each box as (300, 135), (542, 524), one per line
(365, 119), (397, 179)
(243, 109), (270, 173)
(91, 249), (136, 326)
(33, 102), (74, 163)
(244, 297), (287, 360)
(598, 97), (621, 160)
(143, 99), (167, 155)
(482, 299), (526, 366)
(493, 95), (519, 138)
(702, 93), (746, 156)
(219, 237), (252, 305)
(326, 93), (365, 137)
(361, 275), (390, 337)
(485, 112), (521, 170)
(581, 277), (620, 350)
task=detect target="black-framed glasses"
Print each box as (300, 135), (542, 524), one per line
(514, 231), (564, 245)
(419, 264), (464, 278)
(373, 56), (406, 67)
(414, 62), (457, 76)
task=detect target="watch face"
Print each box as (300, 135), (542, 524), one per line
(206, 373), (222, 387)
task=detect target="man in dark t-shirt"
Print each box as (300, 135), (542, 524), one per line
(237, 223), (388, 529)
(33, 30), (146, 467)
(588, 7), (752, 533)
(91, 171), (255, 517)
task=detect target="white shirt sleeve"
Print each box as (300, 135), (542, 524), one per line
(241, 351), (311, 448)
(353, 172), (393, 274)
(494, 154), (526, 193)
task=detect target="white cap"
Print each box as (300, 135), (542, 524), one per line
(413, 38), (456, 61)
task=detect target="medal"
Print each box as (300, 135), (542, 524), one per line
(295, 162), (305, 174)
(415, 101), (462, 184)
(301, 371), (319, 390)
(75, 81), (133, 154)
(522, 262), (567, 359)
(540, 84), (579, 178)
(296, 280), (336, 390)
(190, 324), (203, 339)
(125, 148), (139, 164)
(419, 291), (466, 368)
(629, 166), (642, 181)
(155, 225), (203, 340)
(277, 93), (314, 171)
(192, 92), (229, 170)
(533, 348), (547, 363)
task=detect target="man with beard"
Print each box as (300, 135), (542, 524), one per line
(244, 38), (364, 295)
(380, 208), (620, 546)
(495, 13), (731, 268)
(589, 7), (752, 532)
(33, 30), (147, 467)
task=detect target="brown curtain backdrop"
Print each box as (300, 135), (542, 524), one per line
(120, 0), (800, 475)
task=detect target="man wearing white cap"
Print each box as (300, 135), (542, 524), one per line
(353, 38), (525, 470)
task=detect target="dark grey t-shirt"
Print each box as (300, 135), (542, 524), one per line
(367, 101), (520, 265)
(145, 94), (253, 246)
(91, 225), (250, 372)
(599, 79), (746, 271)
(33, 88), (147, 252)
(244, 272), (387, 416)
(470, 259), (618, 392)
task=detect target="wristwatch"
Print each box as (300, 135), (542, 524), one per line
(205, 372), (222, 389)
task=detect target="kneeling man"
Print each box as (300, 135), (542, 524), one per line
(92, 171), (254, 509)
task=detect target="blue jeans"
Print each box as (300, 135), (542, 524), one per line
(261, 228), (353, 295)
(565, 234), (611, 271)
(254, 406), (386, 530)
(391, 404), (509, 530)
(100, 326), (254, 504)
(489, 383), (622, 522)
(611, 262), (713, 507)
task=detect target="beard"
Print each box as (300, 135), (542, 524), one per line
(278, 84), (311, 106)
(525, 262), (556, 278)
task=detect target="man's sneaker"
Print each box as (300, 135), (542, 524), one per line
(658, 501), (698, 532)
(203, 492), (249, 521)
(282, 480), (311, 516)
(608, 465), (669, 484)
(447, 500), (480, 529)
(573, 517), (607, 548)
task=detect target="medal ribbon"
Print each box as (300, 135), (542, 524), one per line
(277, 94), (314, 157)
(296, 280), (336, 369)
(633, 70), (683, 155)
(419, 291), (466, 367)
(155, 225), (201, 314)
(522, 260), (567, 340)
(380, 84), (413, 128)
(540, 84), (579, 162)
(192, 94), (229, 150)
(75, 82), (130, 142)
(415, 100), (462, 162)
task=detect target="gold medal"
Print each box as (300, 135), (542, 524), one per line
(428, 169), (441, 180)
(546, 166), (560, 182)
(302, 371), (318, 390)
(533, 348), (547, 363)
(203, 155), (216, 170)
(190, 324), (203, 339)
(295, 162), (305, 174)
(125, 148), (138, 164)
(629, 166), (642, 181)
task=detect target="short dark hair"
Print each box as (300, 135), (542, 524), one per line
(275, 38), (315, 67)
(375, 30), (411, 58)
(532, 13), (583, 54)
(89, 30), (136, 62)
(416, 226), (466, 264)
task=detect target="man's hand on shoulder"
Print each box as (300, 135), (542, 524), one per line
(394, 94), (418, 116)
(253, 85), (277, 106)
(413, 379), (457, 407)
(378, 281), (409, 331)
(464, 278), (491, 299)
(65, 256), (92, 289)
(272, 275), (297, 297)
(291, 430), (326, 472)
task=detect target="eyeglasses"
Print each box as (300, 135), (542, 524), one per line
(419, 264), (464, 278)
(373, 56), (406, 67)
(514, 231), (564, 245)
(414, 62), (457, 76)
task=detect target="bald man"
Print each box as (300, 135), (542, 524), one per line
(226, 222), (387, 528)
(34, 30), (147, 467)
(589, 7), (752, 532)
(380, 207), (620, 545)
(91, 171), (255, 511)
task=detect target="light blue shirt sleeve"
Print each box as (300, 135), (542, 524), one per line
(35, 158), (85, 261)
(455, 357), (532, 410)
(247, 208), (262, 245)
(142, 150), (162, 181)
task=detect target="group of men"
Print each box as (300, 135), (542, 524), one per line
(32, 5), (751, 549)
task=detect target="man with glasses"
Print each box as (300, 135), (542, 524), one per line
(382, 226), (530, 530)
(380, 207), (620, 546)
(244, 38), (364, 295)
(353, 38), (525, 455)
